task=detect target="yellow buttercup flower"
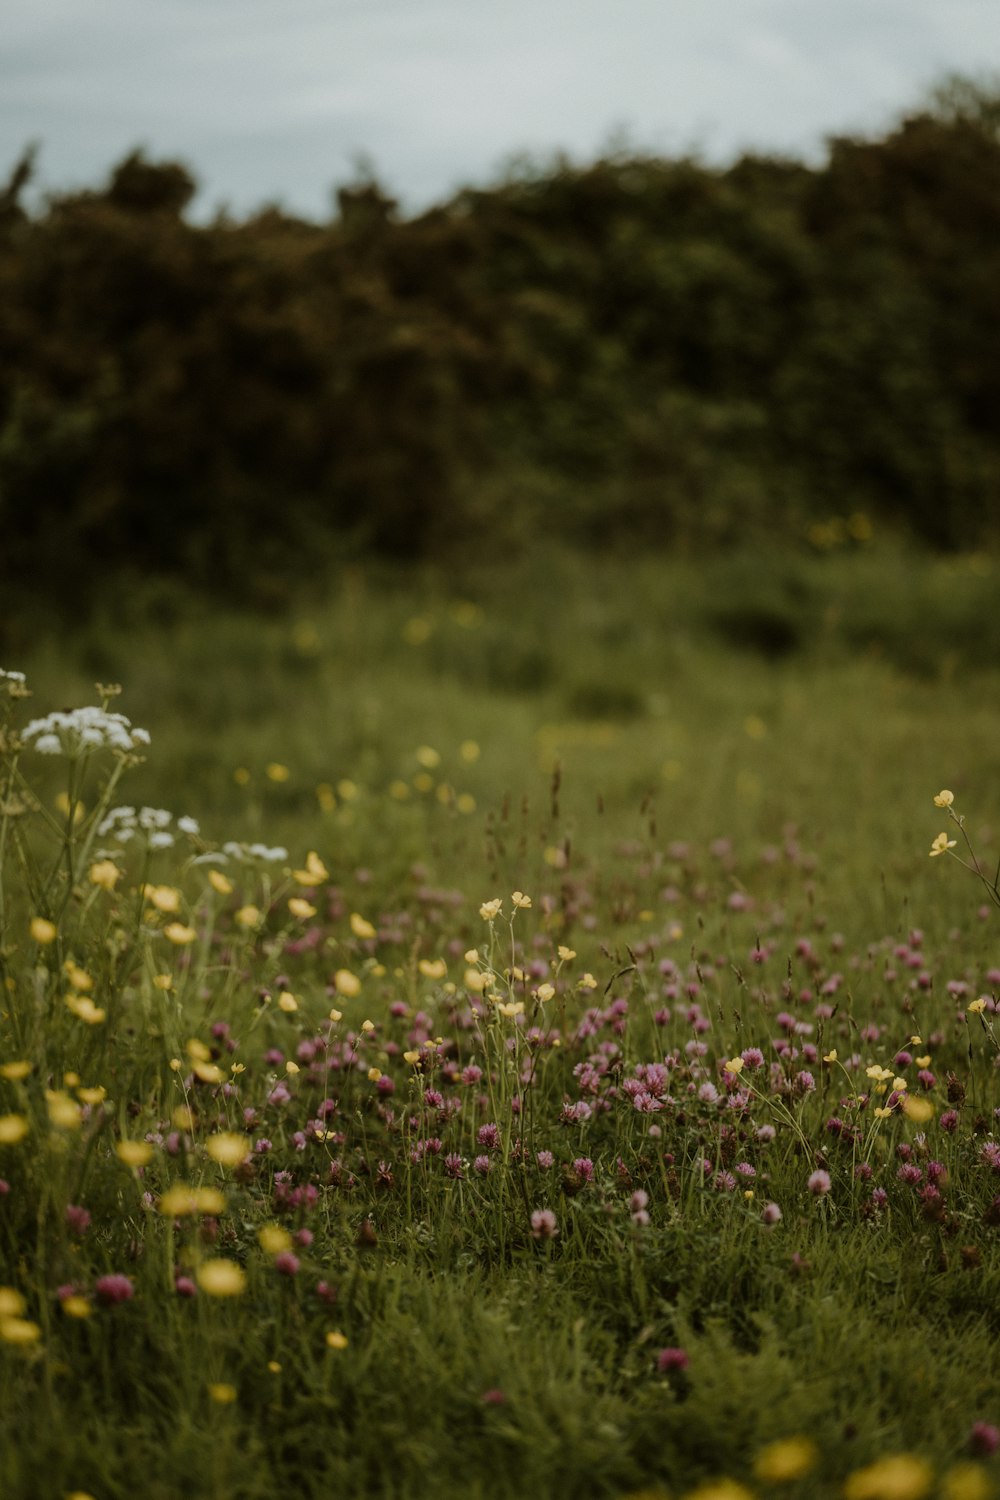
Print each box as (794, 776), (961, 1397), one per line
(0, 1316), (41, 1345)
(753, 1436), (818, 1483)
(30, 916), (57, 945)
(258, 1224), (293, 1255)
(933, 789), (955, 808)
(205, 1133), (251, 1168)
(277, 991), (299, 1012)
(287, 898), (316, 920)
(115, 1140), (153, 1168)
(723, 1057), (745, 1075)
(968, 998), (988, 1015)
(208, 1382), (237, 1404)
(0, 1061), (31, 1081)
(479, 899), (502, 921)
(930, 832), (957, 857)
(0, 1114), (29, 1144)
(0, 1288), (25, 1317)
(325, 1330), (348, 1350)
(146, 885), (182, 913)
(418, 958), (447, 980)
(266, 762), (290, 783)
(208, 869), (233, 895)
(235, 905), (261, 929)
(89, 859), (120, 891)
(843, 1454), (933, 1500)
(196, 1259), (246, 1297)
(902, 1096), (934, 1124)
(61, 1295), (92, 1320)
(511, 891), (532, 909)
(163, 923), (197, 946)
(350, 913), (376, 940)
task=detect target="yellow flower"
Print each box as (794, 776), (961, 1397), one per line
(287, 898), (316, 920)
(403, 1050), (422, 1065)
(235, 905), (261, 929)
(874, 1106), (893, 1119)
(968, 998), (988, 1015)
(535, 983), (556, 1002)
(163, 923), (197, 946)
(292, 851), (329, 885)
(316, 782), (336, 812)
(30, 916), (57, 945)
(89, 859), (120, 891)
(940, 1462), (992, 1500)
(682, 1481), (755, 1500)
(350, 913), (376, 940)
(61, 1295), (92, 1320)
(65, 994), (106, 1024)
(723, 1057), (745, 1075)
(46, 1091), (82, 1129)
(196, 1259), (247, 1297)
(479, 898), (503, 921)
(418, 958), (447, 980)
(172, 1104), (196, 1130)
(753, 1436), (818, 1483)
(0, 1316), (41, 1345)
(511, 891), (532, 909)
(0, 1288), (25, 1317)
(334, 968), (361, 998)
(286, 1060), (300, 1076)
(146, 885), (182, 914)
(205, 1133), (251, 1167)
(267, 1361), (282, 1373)
(465, 968), (488, 993)
(208, 869), (233, 895)
(901, 1096), (935, 1124)
(0, 1060), (31, 1081)
(0, 1114), (28, 1144)
(824, 1050), (839, 1063)
(416, 745), (441, 769)
(930, 832), (957, 857)
(258, 1224), (293, 1255)
(208, 1382), (237, 1404)
(892, 1077), (909, 1093)
(460, 739), (480, 762)
(578, 972), (598, 990)
(496, 1000), (525, 1019)
(266, 762), (290, 783)
(328, 1007), (343, 1023)
(933, 789), (955, 808)
(325, 1330), (349, 1350)
(192, 1059), (224, 1083)
(557, 945), (576, 961)
(361, 1019), (376, 1034)
(116, 1139), (153, 1168)
(277, 991), (299, 1012)
(153, 973), (172, 991)
(843, 1455), (933, 1500)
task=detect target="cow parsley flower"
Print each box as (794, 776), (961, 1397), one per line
(22, 706), (149, 758)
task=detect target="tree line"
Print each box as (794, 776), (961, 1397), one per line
(1, 77), (998, 617)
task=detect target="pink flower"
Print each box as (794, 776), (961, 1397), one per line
(95, 1274), (134, 1306)
(969, 1423), (1000, 1458)
(174, 1276), (197, 1297)
(65, 1203), (91, 1236)
(808, 1169), (831, 1196)
(761, 1202), (783, 1225)
(530, 1209), (558, 1239)
(656, 1347), (689, 1373)
(274, 1252), (300, 1277)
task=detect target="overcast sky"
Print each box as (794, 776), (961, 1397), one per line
(3, 0), (999, 221)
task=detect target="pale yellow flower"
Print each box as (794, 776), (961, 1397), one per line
(350, 913), (376, 939)
(0, 1316), (41, 1345)
(30, 916), (57, 945)
(208, 869), (233, 895)
(287, 898), (316, 920)
(292, 850), (329, 885)
(208, 1382), (238, 1404)
(557, 945), (576, 961)
(940, 1462), (992, 1500)
(479, 898), (503, 921)
(89, 859), (121, 891)
(968, 997), (988, 1015)
(65, 994), (106, 1024)
(933, 789), (955, 808)
(277, 991), (298, 1012)
(723, 1057), (745, 1075)
(843, 1454), (933, 1500)
(196, 1259), (247, 1297)
(416, 745), (441, 769)
(325, 1330), (348, 1350)
(0, 1288), (25, 1317)
(334, 969), (360, 997)
(258, 1224), (293, 1255)
(266, 762), (290, 783)
(930, 832), (957, 857)
(205, 1133), (251, 1167)
(46, 1091), (82, 1129)
(235, 905), (261, 929)
(163, 922), (197, 946)
(146, 885), (182, 914)
(511, 891), (532, 909)
(753, 1436), (818, 1484)
(535, 983), (556, 1002)
(901, 1096), (935, 1124)
(115, 1139), (153, 1168)
(61, 1295), (92, 1320)
(0, 1114), (29, 1144)
(0, 1061), (31, 1082)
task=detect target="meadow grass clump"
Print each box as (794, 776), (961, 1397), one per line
(1, 658), (1000, 1499)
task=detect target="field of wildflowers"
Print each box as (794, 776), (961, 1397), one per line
(2, 554), (1000, 1500)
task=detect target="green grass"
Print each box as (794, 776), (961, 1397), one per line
(2, 545), (1000, 1500)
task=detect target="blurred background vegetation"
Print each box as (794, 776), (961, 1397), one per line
(1, 75), (999, 642)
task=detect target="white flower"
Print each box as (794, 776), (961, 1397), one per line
(148, 832), (175, 850)
(0, 668), (26, 683)
(177, 816), (200, 836)
(22, 706), (149, 758)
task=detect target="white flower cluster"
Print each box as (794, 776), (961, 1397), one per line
(98, 806), (199, 850)
(22, 706), (150, 757)
(0, 668), (26, 684)
(221, 840), (288, 863)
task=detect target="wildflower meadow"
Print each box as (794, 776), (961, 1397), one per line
(2, 551), (1000, 1500)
